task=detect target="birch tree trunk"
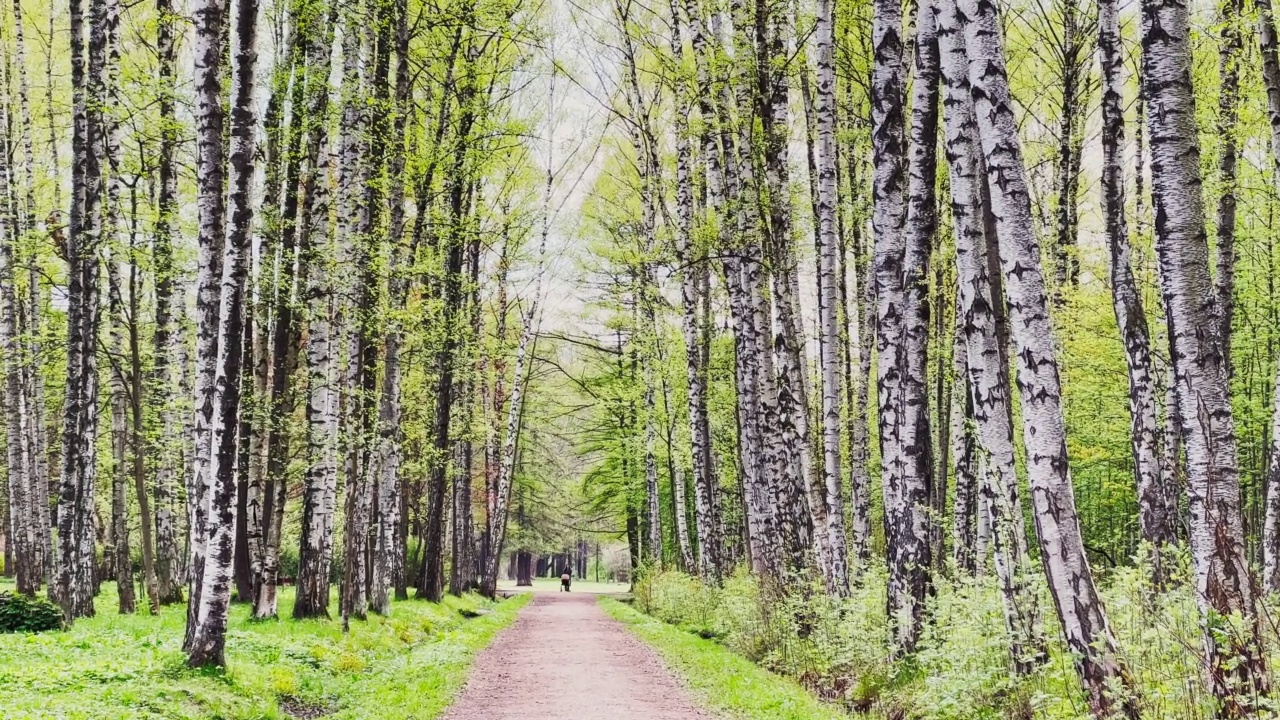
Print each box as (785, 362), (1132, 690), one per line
(56, 0), (107, 622)
(127, 212), (160, 614)
(872, 0), (930, 652)
(959, 0), (1138, 709)
(293, 7), (340, 620)
(479, 303), (537, 598)
(900, 0), (939, 603)
(1098, 0), (1176, 582)
(753, 1), (817, 578)
(679, 0), (731, 583)
(664, 0), (702, 577)
(1257, 0), (1280, 595)
(1214, 0), (1243, 366)
(848, 164), (874, 570)
(11, 0), (47, 564)
(253, 16), (311, 620)
(1051, 0), (1083, 301)
(186, 0), (259, 668)
(9, 0), (36, 233)
(101, 4), (133, 612)
(370, 0), (412, 614)
(721, 0), (787, 581)
(150, 0), (185, 606)
(336, 5), (371, 623)
(109, 251), (136, 615)
(419, 69), (476, 602)
(1142, 0), (1271, 710)
(936, 0), (1044, 668)
(947, 318), (978, 575)
(183, 0), (229, 641)
(0, 119), (37, 596)
(814, 0), (850, 595)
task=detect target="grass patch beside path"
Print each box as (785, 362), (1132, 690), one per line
(600, 597), (848, 720)
(0, 583), (528, 720)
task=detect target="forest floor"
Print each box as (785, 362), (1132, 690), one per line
(0, 580), (526, 720)
(442, 592), (712, 719)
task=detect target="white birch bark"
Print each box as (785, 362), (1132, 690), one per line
(151, 0), (185, 606)
(0, 126), (36, 595)
(336, 6), (371, 623)
(370, 0), (412, 614)
(56, 0), (108, 622)
(936, 0), (1044, 668)
(871, 0), (929, 652)
(1098, 0), (1176, 578)
(187, 0), (259, 667)
(1143, 0), (1271, 708)
(183, 0), (228, 642)
(1257, 0), (1280, 595)
(814, 0), (850, 595)
(959, 0), (1137, 709)
(1214, 0), (1243, 365)
(293, 7), (340, 620)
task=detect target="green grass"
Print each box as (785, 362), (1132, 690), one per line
(0, 582), (528, 720)
(600, 597), (849, 720)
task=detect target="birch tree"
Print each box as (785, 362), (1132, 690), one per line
(958, 0), (1138, 710)
(294, 6), (340, 620)
(56, 0), (107, 622)
(1258, 0), (1280, 596)
(186, 0), (260, 668)
(936, 0), (1044, 671)
(813, 0), (850, 595)
(1097, 0), (1176, 582)
(1142, 0), (1272, 709)
(871, 0), (931, 652)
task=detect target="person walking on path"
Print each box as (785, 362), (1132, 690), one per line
(560, 571), (572, 592)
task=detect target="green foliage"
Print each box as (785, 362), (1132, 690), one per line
(0, 592), (64, 634)
(602, 596), (849, 720)
(0, 583), (528, 719)
(630, 556), (1272, 720)
(634, 569), (892, 711)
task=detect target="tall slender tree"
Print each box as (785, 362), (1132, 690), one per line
(1257, 0), (1280, 597)
(813, 0), (850, 595)
(293, 4), (340, 620)
(959, 0), (1138, 710)
(186, 0), (260, 668)
(871, 0), (930, 653)
(56, 0), (108, 623)
(936, 0), (1044, 671)
(1098, 0), (1176, 582)
(1143, 0), (1272, 710)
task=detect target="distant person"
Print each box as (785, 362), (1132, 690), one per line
(560, 571), (572, 592)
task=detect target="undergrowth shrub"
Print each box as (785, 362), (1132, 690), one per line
(0, 592), (63, 633)
(634, 550), (1257, 720)
(913, 574), (1041, 719)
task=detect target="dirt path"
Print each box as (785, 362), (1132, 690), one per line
(441, 592), (711, 720)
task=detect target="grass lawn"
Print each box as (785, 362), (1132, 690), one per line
(600, 597), (850, 720)
(0, 581), (527, 720)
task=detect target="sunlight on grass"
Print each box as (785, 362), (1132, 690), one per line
(0, 582), (528, 720)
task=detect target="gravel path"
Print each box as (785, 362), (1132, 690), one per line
(441, 592), (711, 720)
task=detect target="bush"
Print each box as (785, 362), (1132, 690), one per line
(0, 592), (63, 633)
(634, 568), (892, 710)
